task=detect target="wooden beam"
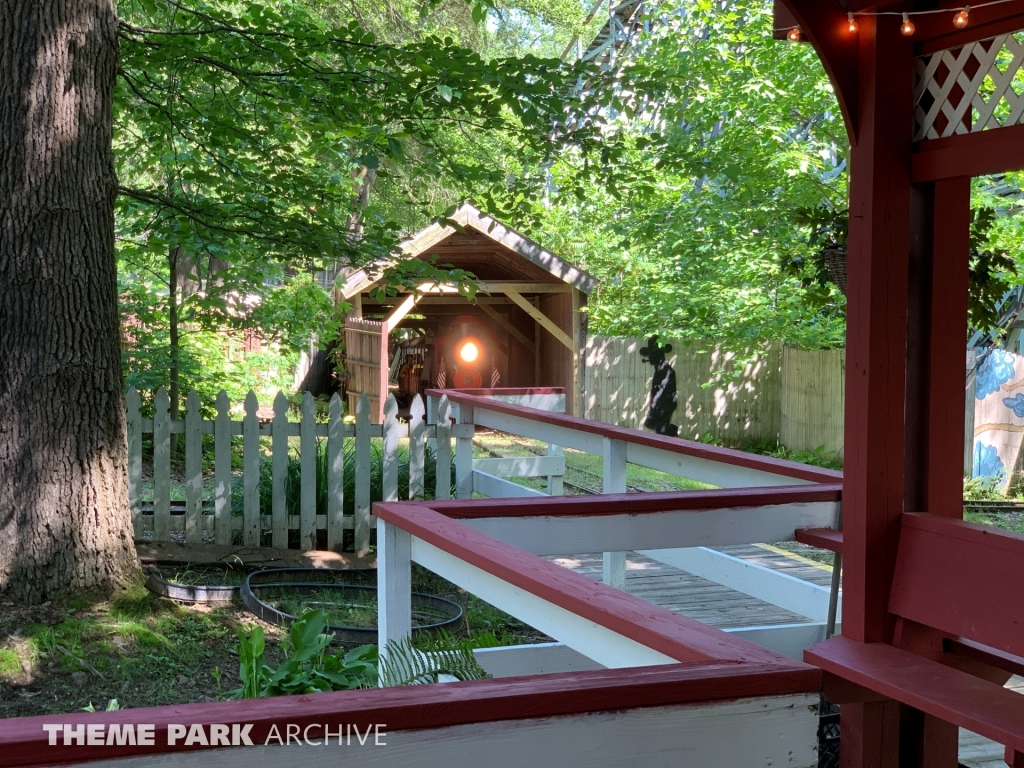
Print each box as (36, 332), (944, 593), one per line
(366, 297), (515, 307)
(382, 293), (420, 332)
(504, 288), (574, 351)
(477, 303), (536, 355)
(640, 547), (838, 623)
(913, 123), (1024, 182)
(481, 281), (570, 294)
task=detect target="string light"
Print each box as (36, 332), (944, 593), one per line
(787, 26), (802, 42)
(827, 0), (1016, 39)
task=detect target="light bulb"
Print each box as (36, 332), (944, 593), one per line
(787, 26), (802, 42)
(847, 13), (859, 33)
(901, 13), (916, 36)
(458, 341), (479, 363)
(953, 6), (969, 28)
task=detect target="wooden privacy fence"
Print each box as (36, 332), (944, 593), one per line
(125, 387), (471, 556)
(584, 338), (850, 456)
(779, 347), (846, 456)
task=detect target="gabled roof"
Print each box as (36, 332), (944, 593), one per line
(341, 202), (598, 299)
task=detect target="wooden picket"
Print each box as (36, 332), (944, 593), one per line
(126, 388), (468, 555)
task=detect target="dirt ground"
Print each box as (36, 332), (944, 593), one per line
(0, 581), (287, 719)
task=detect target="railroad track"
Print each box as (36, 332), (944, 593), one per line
(472, 436), (645, 495)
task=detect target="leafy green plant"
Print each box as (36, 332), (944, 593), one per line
(963, 475), (1005, 502)
(231, 609), (488, 698)
(378, 635), (489, 687)
(232, 610), (378, 698)
(83, 699), (122, 712)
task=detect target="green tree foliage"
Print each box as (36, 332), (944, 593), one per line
(534, 0), (849, 350)
(113, 0), (618, 401)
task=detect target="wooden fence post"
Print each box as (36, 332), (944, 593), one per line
(376, 517), (411, 685)
(602, 437), (628, 590)
(214, 390), (232, 545)
(271, 392), (289, 549)
(354, 393), (372, 557)
(243, 391), (261, 546)
(327, 393), (345, 552)
(126, 387), (142, 540)
(409, 395), (425, 500)
(435, 395), (452, 500)
(300, 391), (316, 551)
(153, 386), (171, 542)
(455, 403), (474, 499)
(382, 394), (400, 503)
(184, 389), (202, 544)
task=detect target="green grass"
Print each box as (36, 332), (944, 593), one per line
(0, 649), (21, 677)
(964, 510), (1024, 535)
(472, 433), (711, 494)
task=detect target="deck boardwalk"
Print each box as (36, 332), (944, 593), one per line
(548, 545), (1018, 768)
(548, 544), (834, 629)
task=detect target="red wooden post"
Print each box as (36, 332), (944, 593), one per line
(842, 11), (914, 649)
(913, 179), (972, 517)
(905, 178), (972, 518)
(840, 14), (914, 767)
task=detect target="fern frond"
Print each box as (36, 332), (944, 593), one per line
(379, 635), (489, 687)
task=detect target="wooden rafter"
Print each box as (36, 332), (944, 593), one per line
(504, 289), (574, 351)
(382, 293), (420, 332)
(477, 303), (536, 355)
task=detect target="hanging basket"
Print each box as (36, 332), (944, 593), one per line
(821, 244), (848, 296)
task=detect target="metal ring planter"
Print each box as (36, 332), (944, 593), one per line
(144, 571), (240, 604)
(240, 568), (463, 645)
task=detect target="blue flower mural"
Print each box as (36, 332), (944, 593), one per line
(976, 349), (1016, 399)
(1004, 393), (1024, 418)
(973, 441), (1005, 481)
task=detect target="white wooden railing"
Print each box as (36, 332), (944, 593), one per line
(427, 389), (842, 598)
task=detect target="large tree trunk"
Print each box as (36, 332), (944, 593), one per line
(0, 0), (140, 602)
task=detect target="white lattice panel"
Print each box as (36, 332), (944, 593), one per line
(914, 31), (1024, 141)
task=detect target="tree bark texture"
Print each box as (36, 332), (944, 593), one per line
(0, 0), (139, 601)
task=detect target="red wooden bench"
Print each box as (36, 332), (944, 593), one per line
(805, 513), (1024, 763)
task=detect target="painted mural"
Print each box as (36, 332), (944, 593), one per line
(973, 348), (1024, 489)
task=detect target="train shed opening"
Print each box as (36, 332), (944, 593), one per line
(340, 203), (597, 419)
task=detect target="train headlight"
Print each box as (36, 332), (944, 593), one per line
(458, 340), (480, 364)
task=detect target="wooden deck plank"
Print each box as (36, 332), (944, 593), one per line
(547, 545), (834, 630)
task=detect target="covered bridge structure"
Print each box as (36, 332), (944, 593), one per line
(340, 203), (596, 420)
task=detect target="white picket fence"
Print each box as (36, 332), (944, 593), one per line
(126, 387), (471, 556)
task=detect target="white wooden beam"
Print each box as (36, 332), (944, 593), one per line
(472, 642), (604, 678)
(454, 403), (474, 500)
(625, 442), (813, 488)
(472, 455), (566, 478)
(724, 622), (838, 661)
(603, 437), (628, 590)
(377, 518), (412, 683)
(638, 547), (840, 624)
(473, 624), (839, 676)
(471, 407), (604, 454)
(459, 501), (841, 556)
(472, 470), (548, 498)
(504, 288), (574, 351)
(410, 536), (677, 669)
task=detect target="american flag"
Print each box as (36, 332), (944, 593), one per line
(436, 356), (447, 389)
(490, 365), (501, 388)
